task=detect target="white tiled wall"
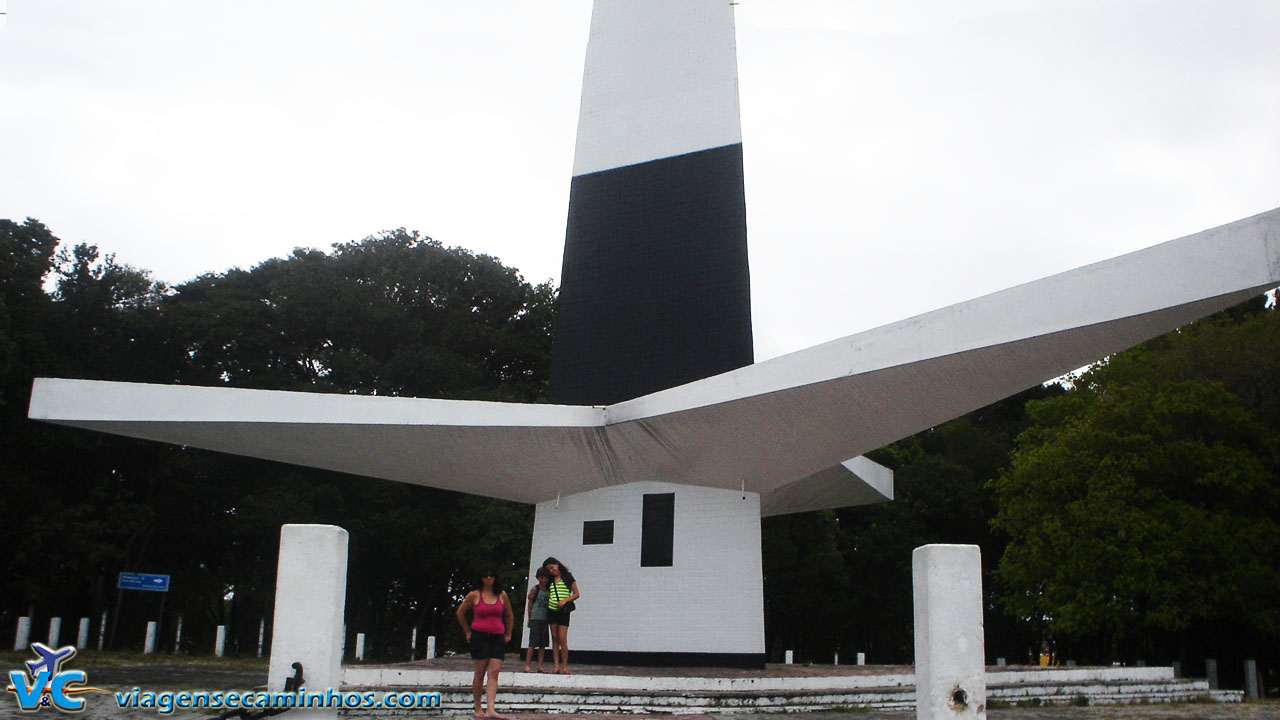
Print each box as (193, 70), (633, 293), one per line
(525, 482), (764, 654)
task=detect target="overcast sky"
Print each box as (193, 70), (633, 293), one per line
(2, 0), (1277, 362)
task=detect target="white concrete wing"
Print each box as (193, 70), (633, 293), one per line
(760, 456), (894, 518)
(600, 206), (1280, 504)
(27, 379), (609, 504)
(28, 207), (1280, 512)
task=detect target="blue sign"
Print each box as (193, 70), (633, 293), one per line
(117, 572), (170, 592)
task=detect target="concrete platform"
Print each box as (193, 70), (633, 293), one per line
(343, 659), (1238, 713)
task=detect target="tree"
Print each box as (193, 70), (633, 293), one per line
(762, 385), (1060, 664)
(0, 221), (556, 656)
(144, 230), (555, 654)
(990, 297), (1280, 665)
(0, 219), (60, 408)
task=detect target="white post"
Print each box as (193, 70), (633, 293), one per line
(411, 627), (417, 661)
(426, 635), (436, 660)
(857, 652), (866, 666)
(834, 651), (839, 665)
(215, 625), (227, 657)
(97, 611), (107, 651)
(48, 617), (62, 647)
(14, 617), (31, 651)
(267, 524), (349, 720)
(258, 618), (266, 658)
(174, 615), (183, 654)
(355, 633), (365, 662)
(1244, 659), (1259, 700)
(76, 618), (90, 650)
(913, 544), (986, 720)
(144, 621), (157, 654)
(785, 650), (794, 664)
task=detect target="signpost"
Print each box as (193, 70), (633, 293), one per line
(117, 573), (170, 592)
(115, 572), (171, 652)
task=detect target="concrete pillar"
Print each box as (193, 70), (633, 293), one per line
(144, 621), (157, 654)
(857, 652), (866, 666)
(411, 627), (417, 661)
(76, 618), (90, 650)
(215, 625), (227, 657)
(98, 611), (107, 651)
(258, 618), (266, 658)
(427, 635), (436, 660)
(1244, 660), (1259, 700)
(267, 524), (349, 719)
(174, 615), (183, 654)
(834, 651), (839, 665)
(1206, 658), (1218, 689)
(47, 617), (61, 647)
(14, 617), (31, 651)
(785, 650), (794, 664)
(355, 633), (365, 662)
(913, 544), (986, 720)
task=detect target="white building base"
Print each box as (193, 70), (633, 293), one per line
(526, 481), (765, 666)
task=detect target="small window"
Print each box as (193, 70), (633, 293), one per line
(582, 520), (614, 545)
(640, 493), (675, 567)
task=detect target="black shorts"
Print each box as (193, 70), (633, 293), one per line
(547, 609), (571, 627)
(469, 631), (506, 660)
(528, 620), (549, 648)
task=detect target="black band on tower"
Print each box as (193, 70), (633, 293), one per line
(549, 144), (754, 406)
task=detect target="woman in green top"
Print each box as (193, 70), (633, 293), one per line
(541, 556), (580, 674)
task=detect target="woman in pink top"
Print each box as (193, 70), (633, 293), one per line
(456, 567), (514, 719)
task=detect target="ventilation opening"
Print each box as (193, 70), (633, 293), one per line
(582, 520), (614, 545)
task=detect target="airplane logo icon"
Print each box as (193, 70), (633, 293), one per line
(24, 643), (76, 678)
(7, 642), (105, 712)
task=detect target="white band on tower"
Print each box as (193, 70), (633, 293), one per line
(571, 0), (744, 177)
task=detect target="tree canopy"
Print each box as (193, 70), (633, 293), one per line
(0, 223), (552, 657)
(990, 297), (1280, 666)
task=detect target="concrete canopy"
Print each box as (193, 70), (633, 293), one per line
(29, 205), (1280, 516)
